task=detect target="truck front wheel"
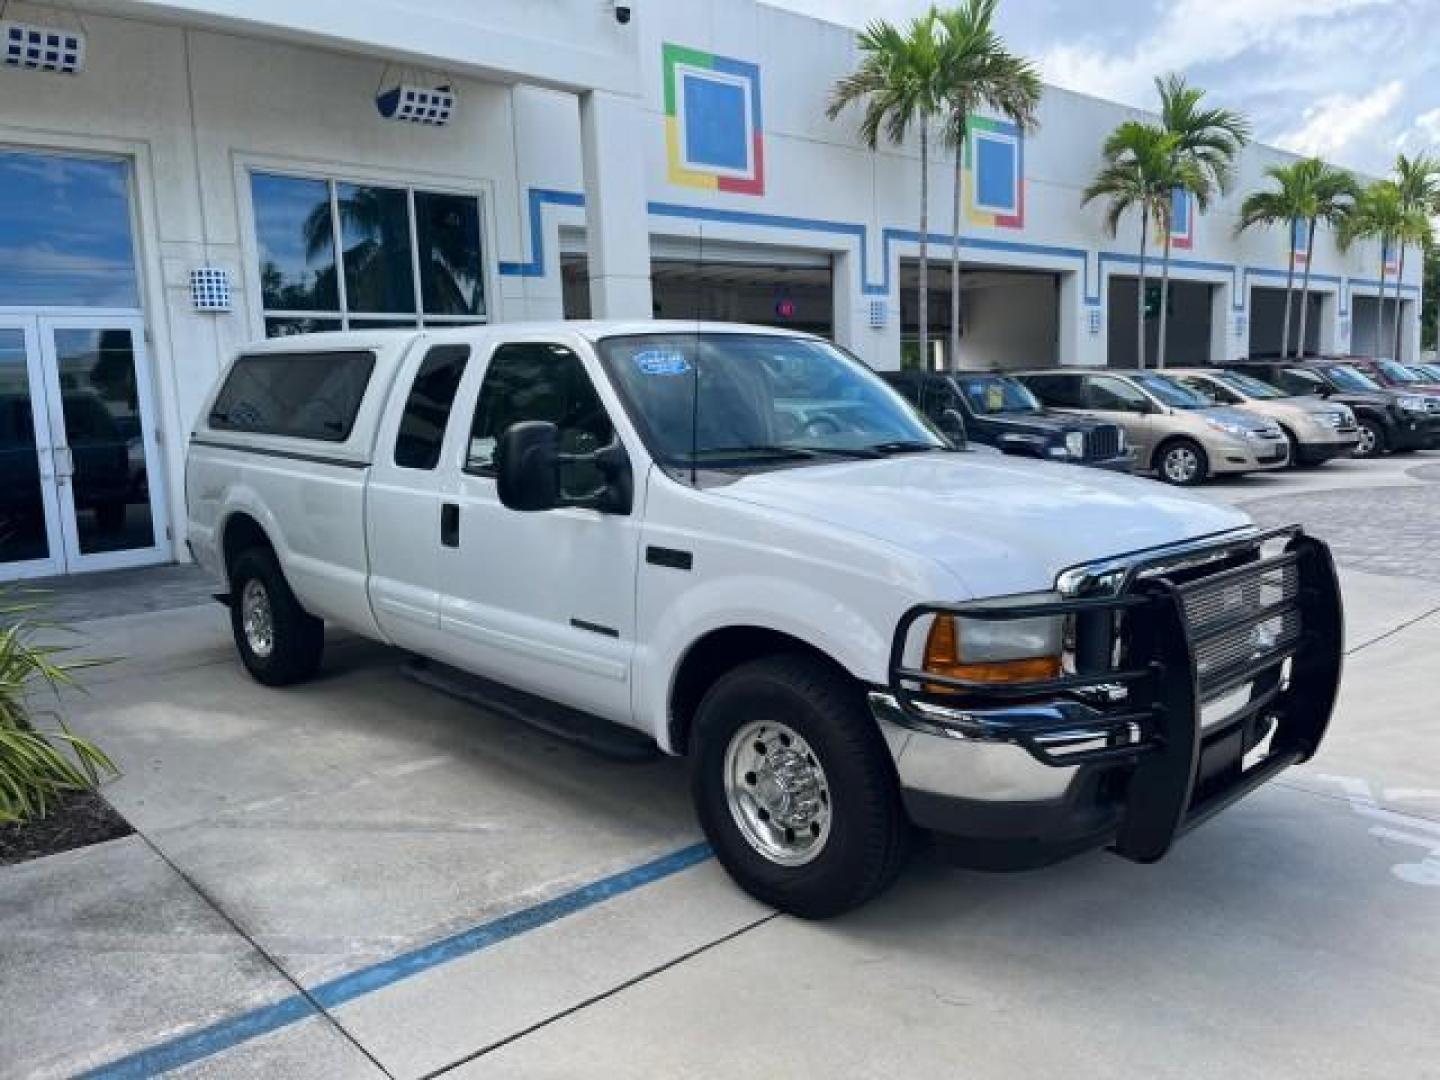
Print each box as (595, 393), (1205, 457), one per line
(228, 548), (324, 686)
(690, 654), (909, 918)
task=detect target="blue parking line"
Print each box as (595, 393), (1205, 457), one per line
(80, 842), (714, 1079)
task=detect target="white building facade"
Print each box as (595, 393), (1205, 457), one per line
(0, 0), (1421, 579)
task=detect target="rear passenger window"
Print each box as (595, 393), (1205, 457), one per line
(1023, 374), (1084, 408)
(210, 351), (374, 441)
(466, 342), (613, 496)
(394, 345), (469, 470)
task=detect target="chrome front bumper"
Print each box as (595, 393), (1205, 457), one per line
(874, 527), (1344, 870)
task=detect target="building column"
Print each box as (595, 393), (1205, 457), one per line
(1318, 291), (1339, 355)
(1063, 270), (1104, 367)
(579, 90), (653, 319)
(1210, 279), (1236, 365)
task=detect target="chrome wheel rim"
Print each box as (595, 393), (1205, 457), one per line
(1163, 446), (1199, 484)
(241, 579), (274, 659)
(1356, 425), (1378, 457)
(723, 720), (831, 867)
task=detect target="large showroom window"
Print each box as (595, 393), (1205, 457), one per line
(250, 171), (487, 337)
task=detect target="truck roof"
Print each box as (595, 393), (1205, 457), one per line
(236, 320), (820, 358)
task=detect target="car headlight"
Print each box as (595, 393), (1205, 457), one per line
(924, 610), (1063, 686)
(1065, 431), (1086, 459)
(1398, 395), (1429, 413)
(1202, 416), (1251, 439)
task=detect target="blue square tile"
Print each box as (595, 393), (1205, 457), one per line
(976, 136), (1017, 212)
(682, 73), (749, 172)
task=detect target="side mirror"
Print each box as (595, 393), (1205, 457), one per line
(495, 421), (632, 514)
(939, 408), (968, 448)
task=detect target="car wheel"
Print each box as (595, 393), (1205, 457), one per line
(229, 548), (325, 686)
(1156, 438), (1209, 486)
(690, 654), (909, 919)
(1280, 428), (1303, 469)
(1354, 420), (1387, 458)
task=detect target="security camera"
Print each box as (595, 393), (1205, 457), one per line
(612, 2), (632, 24)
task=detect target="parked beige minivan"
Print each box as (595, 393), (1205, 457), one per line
(1165, 368), (1360, 466)
(1017, 369), (1290, 486)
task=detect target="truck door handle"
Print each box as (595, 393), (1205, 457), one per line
(440, 503), (460, 548)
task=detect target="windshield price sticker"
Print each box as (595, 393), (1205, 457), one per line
(634, 349), (692, 376)
(985, 385), (1005, 412)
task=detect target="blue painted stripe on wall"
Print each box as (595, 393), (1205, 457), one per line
(79, 842), (713, 1080)
(499, 186), (1420, 315)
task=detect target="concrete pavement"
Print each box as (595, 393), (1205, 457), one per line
(2, 453), (1437, 1079)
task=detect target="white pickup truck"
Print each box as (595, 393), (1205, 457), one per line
(186, 322), (1344, 917)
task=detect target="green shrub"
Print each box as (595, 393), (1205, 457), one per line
(0, 592), (117, 824)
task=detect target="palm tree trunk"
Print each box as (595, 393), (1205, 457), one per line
(949, 120), (965, 372)
(1374, 247), (1388, 358)
(1295, 219), (1317, 359)
(1280, 248), (1295, 362)
(1392, 242), (1407, 361)
(918, 124), (930, 370)
(1157, 229), (1174, 369)
(1136, 214), (1149, 370)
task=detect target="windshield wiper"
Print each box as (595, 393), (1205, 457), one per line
(683, 445), (820, 462)
(868, 440), (952, 455)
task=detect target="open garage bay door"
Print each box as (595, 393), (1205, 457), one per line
(899, 262), (1059, 371)
(1249, 286), (1323, 359)
(562, 233), (835, 337)
(1108, 278), (1214, 368)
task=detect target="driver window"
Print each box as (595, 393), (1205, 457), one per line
(466, 342), (613, 496)
(921, 379), (960, 422)
(1179, 376), (1231, 405)
(1086, 376), (1150, 412)
(1279, 369), (1323, 395)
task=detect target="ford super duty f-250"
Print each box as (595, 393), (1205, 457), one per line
(186, 322), (1343, 917)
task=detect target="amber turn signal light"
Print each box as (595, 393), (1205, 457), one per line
(923, 614), (1062, 687)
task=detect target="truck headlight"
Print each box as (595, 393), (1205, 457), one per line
(1065, 431), (1086, 459)
(1398, 395), (1428, 413)
(924, 612), (1063, 686)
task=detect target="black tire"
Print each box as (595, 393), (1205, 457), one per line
(1279, 428), (1303, 469)
(1155, 437), (1209, 486)
(228, 547), (324, 686)
(1355, 419), (1388, 458)
(690, 654), (909, 918)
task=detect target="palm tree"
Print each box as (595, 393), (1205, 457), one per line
(1237, 160), (1356, 359)
(1082, 122), (1199, 369)
(1339, 181), (1405, 356)
(1295, 162), (1358, 358)
(1154, 74), (1249, 368)
(933, 0), (1041, 369)
(828, 11), (948, 368)
(1388, 154), (1440, 361)
(1235, 163), (1302, 359)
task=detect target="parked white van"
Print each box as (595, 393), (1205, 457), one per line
(186, 323), (1344, 916)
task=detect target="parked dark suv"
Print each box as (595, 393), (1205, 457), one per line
(1225, 359), (1440, 457)
(1341, 356), (1440, 395)
(882, 370), (1132, 470)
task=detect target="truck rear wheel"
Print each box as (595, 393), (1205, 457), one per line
(689, 654), (909, 918)
(229, 548), (324, 686)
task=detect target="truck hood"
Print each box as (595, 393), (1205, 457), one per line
(714, 452), (1253, 598)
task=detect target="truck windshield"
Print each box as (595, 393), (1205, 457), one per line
(1318, 364), (1381, 392)
(597, 333), (946, 467)
(955, 375), (1041, 415)
(1214, 371), (1285, 400)
(1130, 373), (1211, 410)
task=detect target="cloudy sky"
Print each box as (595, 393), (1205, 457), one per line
(770, 0), (1438, 178)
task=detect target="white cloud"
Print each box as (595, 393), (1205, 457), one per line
(1035, 0), (1391, 106)
(1277, 80), (1404, 160)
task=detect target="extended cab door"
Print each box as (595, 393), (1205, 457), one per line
(366, 342), (472, 653)
(433, 335), (641, 725)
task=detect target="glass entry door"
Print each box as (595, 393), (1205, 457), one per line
(0, 319), (65, 579)
(0, 315), (169, 580)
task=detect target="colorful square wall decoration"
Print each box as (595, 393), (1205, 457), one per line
(965, 118), (1024, 229)
(663, 43), (765, 195)
(1168, 188), (1193, 250)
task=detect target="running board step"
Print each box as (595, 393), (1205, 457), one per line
(402, 658), (661, 763)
